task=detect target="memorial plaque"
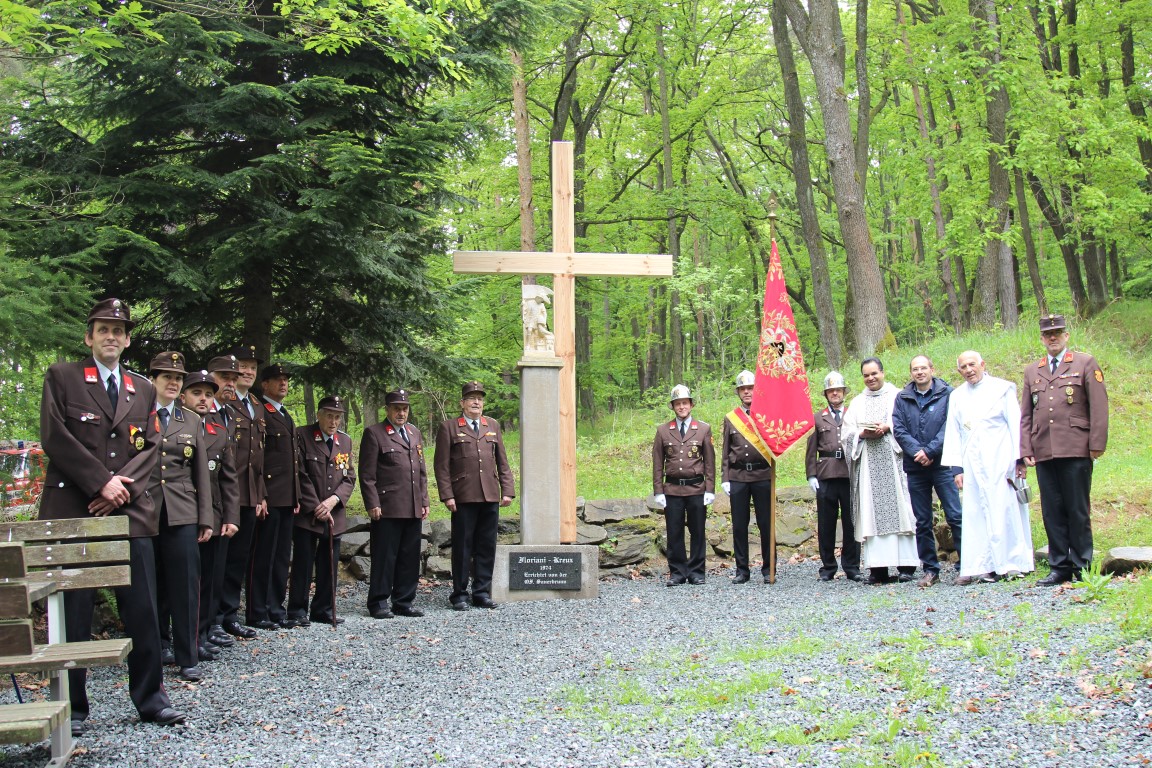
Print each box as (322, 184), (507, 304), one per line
(508, 551), (582, 590)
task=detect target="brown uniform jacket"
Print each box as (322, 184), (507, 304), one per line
(146, 404), (214, 531)
(204, 406), (240, 531)
(225, 393), (266, 507)
(1020, 351), (1109, 462)
(261, 398), (301, 507)
(295, 426), (355, 536)
(434, 416), (515, 504)
(652, 419), (715, 497)
(359, 420), (429, 519)
(39, 360), (161, 538)
(720, 409), (773, 484)
(804, 408), (849, 481)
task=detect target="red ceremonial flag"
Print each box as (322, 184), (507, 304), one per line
(750, 238), (813, 457)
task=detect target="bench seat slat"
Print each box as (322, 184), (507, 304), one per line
(24, 540), (130, 569)
(0, 700), (70, 744)
(0, 637), (131, 674)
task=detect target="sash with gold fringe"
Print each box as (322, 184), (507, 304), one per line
(726, 409), (777, 465)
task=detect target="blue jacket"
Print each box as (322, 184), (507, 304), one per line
(892, 377), (959, 474)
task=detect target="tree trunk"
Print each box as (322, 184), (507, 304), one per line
(1109, 243), (1122, 299)
(769, 0), (843, 368)
(1083, 238), (1108, 312)
(854, 0), (872, 209)
(1012, 164), (1047, 314)
(655, 22), (684, 382)
(1119, 1), (1152, 185)
(510, 48), (537, 276)
(1026, 172), (1089, 315)
(778, 0), (890, 354)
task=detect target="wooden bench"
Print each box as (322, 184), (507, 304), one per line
(0, 516), (134, 767)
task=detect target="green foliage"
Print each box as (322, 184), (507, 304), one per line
(1070, 559), (1115, 602)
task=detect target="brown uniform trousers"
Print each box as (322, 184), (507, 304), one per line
(38, 360), (173, 723)
(1020, 351), (1109, 577)
(149, 404), (213, 669)
(360, 421), (430, 613)
(720, 412), (773, 577)
(434, 416), (514, 605)
(216, 394), (265, 626)
(805, 408), (860, 579)
(653, 420), (715, 582)
(288, 426), (355, 622)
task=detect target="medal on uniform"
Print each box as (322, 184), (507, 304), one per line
(183, 445), (193, 458)
(135, 436), (144, 450)
(1032, 393), (1039, 407)
(208, 460), (217, 471)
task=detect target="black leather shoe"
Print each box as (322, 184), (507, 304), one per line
(451, 602), (470, 611)
(1037, 572), (1070, 586)
(178, 666), (203, 683)
(370, 608), (394, 619)
(763, 575), (772, 584)
(978, 573), (999, 583)
(473, 597), (497, 609)
(70, 719), (84, 737)
(197, 645), (220, 662)
(819, 574), (834, 582)
(248, 619), (278, 631)
(897, 573), (916, 583)
(392, 605), (424, 617)
(293, 617), (311, 627)
(147, 707), (187, 726)
(223, 621), (257, 639)
(732, 572), (750, 584)
(687, 576), (705, 585)
(203, 640), (221, 653)
(160, 646), (175, 666)
(845, 573), (865, 582)
(666, 578), (686, 587)
(208, 626), (235, 646)
(312, 615), (345, 625)
(277, 619), (297, 629)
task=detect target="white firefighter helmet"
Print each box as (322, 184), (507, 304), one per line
(734, 370), (756, 388)
(823, 371), (847, 392)
(669, 384), (693, 404)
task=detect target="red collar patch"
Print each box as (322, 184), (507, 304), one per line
(205, 422), (218, 435)
(84, 367), (98, 383)
(124, 376), (135, 394)
(1063, 352), (1074, 362)
(264, 402), (277, 413)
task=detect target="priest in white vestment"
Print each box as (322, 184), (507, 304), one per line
(842, 358), (919, 584)
(941, 351), (1034, 583)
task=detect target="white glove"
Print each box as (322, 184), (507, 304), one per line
(808, 476), (820, 493)
(703, 492), (715, 506)
(654, 494), (667, 509)
(721, 482), (731, 495)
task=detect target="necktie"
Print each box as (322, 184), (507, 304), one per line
(326, 436), (333, 452)
(471, 419), (479, 435)
(834, 409), (841, 425)
(159, 407), (170, 429)
(1050, 357), (1058, 374)
(106, 374), (118, 410)
(679, 421), (686, 438)
(400, 427), (410, 446)
(245, 399), (254, 420)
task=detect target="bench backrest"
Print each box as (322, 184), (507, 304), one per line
(0, 516), (131, 592)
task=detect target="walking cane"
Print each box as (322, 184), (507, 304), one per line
(327, 518), (337, 628)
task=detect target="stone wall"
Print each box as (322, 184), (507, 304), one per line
(337, 486), (962, 581)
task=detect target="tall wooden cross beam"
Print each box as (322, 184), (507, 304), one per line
(452, 141), (674, 542)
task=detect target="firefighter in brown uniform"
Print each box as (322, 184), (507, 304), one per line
(288, 395), (356, 625)
(147, 352), (214, 682)
(249, 363), (302, 628)
(359, 389), (430, 619)
(434, 381), (515, 610)
(38, 298), (185, 732)
(720, 370), (774, 584)
(180, 368), (240, 654)
(212, 346), (266, 639)
(805, 372), (862, 582)
(1021, 315), (1109, 585)
(652, 385), (716, 586)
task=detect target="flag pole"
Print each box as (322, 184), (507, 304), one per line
(767, 194), (779, 585)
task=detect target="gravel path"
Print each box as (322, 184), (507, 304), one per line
(3, 563), (1149, 767)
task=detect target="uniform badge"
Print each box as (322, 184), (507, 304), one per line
(1031, 393), (1039, 407)
(1065, 387), (1074, 396)
(183, 445), (193, 458)
(84, 367), (98, 383)
(688, 444), (700, 457)
(124, 376), (135, 395)
(1095, 369), (1103, 383)
(417, 444), (424, 457)
(314, 429), (324, 441)
(135, 436), (145, 450)
(208, 460), (217, 471)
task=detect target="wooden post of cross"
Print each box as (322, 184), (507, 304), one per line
(452, 141), (673, 543)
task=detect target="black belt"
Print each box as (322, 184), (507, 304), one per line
(739, 462), (771, 471)
(665, 475), (704, 486)
(818, 450), (844, 459)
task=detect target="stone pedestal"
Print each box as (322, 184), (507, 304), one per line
(517, 357), (564, 545)
(495, 357), (598, 603)
(491, 544), (600, 602)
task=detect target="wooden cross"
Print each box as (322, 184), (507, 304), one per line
(452, 141), (673, 542)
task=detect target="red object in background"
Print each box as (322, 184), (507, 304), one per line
(0, 441), (45, 512)
(750, 239), (814, 457)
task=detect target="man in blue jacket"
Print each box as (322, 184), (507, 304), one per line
(892, 355), (963, 587)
